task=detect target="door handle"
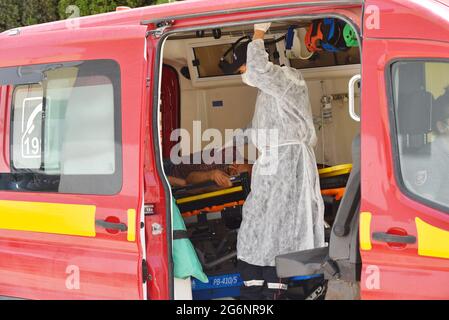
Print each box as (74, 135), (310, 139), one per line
(348, 74), (361, 122)
(96, 220), (128, 232)
(372, 232), (416, 244)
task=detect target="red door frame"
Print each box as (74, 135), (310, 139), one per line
(145, 3), (363, 300)
(360, 0), (449, 300)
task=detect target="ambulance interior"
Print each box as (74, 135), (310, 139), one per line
(158, 18), (361, 300)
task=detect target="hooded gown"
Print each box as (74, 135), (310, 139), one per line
(237, 39), (325, 267)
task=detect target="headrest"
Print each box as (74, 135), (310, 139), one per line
(398, 89), (434, 135)
(433, 89), (449, 130)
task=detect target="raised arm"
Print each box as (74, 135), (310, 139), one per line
(245, 24), (297, 99)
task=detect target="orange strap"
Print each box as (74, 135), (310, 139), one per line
(181, 200), (245, 218)
(181, 188), (346, 217)
(321, 188), (346, 201)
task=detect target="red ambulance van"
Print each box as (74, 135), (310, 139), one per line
(0, 0), (448, 300)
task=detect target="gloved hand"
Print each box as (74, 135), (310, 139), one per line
(254, 23), (271, 33)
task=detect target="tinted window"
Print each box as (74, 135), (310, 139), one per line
(193, 41), (279, 78)
(0, 60), (122, 195)
(391, 61), (449, 210)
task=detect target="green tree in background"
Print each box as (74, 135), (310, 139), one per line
(58, 0), (155, 18)
(0, 0), (22, 32)
(1, 0), (64, 31)
(0, 0), (173, 32)
(22, 0), (60, 26)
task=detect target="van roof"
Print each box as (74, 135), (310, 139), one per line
(1, 0), (362, 36)
(436, 0), (449, 6)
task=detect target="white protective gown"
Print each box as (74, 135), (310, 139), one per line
(237, 39), (325, 267)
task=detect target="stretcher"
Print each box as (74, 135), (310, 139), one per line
(319, 164), (352, 189)
(172, 172), (251, 217)
(174, 165), (350, 300)
(172, 164), (352, 218)
(319, 163), (352, 178)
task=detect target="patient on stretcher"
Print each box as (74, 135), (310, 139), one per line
(163, 148), (253, 216)
(164, 147), (253, 190)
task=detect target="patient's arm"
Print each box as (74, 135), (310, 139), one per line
(186, 170), (232, 188)
(167, 176), (187, 187)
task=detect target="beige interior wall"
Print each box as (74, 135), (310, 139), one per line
(308, 78), (361, 166)
(202, 86), (258, 138)
(163, 39), (360, 166)
(180, 86), (258, 153)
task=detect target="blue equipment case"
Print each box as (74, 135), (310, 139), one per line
(191, 273), (323, 300)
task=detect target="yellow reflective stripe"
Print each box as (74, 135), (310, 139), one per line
(416, 217), (449, 259)
(176, 186), (243, 205)
(127, 209), (136, 242)
(360, 212), (372, 251)
(0, 200), (96, 237)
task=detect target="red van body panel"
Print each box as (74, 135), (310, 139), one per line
(0, 26), (149, 299)
(361, 0), (449, 300)
(363, 0), (449, 43)
(142, 38), (171, 300)
(361, 39), (449, 300)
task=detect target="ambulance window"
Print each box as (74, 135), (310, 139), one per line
(192, 41), (279, 77)
(193, 43), (233, 77)
(11, 84), (44, 170)
(390, 60), (449, 211)
(0, 60), (122, 195)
